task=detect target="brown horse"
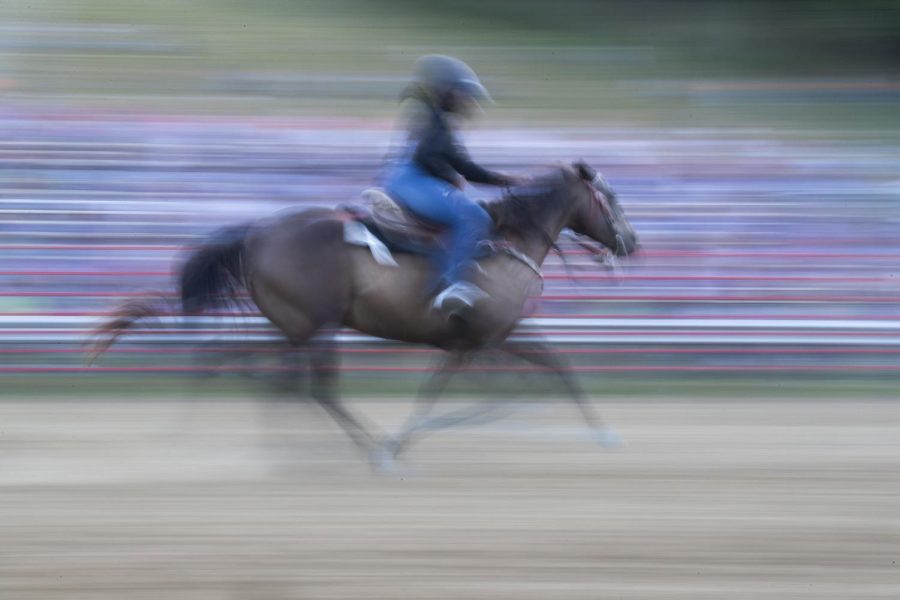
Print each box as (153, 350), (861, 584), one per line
(90, 162), (638, 465)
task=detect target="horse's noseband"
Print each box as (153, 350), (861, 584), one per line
(581, 176), (623, 243)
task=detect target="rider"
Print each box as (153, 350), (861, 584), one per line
(385, 55), (519, 317)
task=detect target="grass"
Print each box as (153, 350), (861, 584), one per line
(1, 373), (897, 401)
(4, 0), (900, 131)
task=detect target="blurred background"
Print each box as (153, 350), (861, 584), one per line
(3, 2), (900, 599)
(2, 0), (899, 395)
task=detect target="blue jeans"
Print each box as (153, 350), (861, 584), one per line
(386, 162), (492, 287)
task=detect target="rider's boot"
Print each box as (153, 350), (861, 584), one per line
(432, 281), (488, 318)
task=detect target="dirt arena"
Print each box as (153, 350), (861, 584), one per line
(1, 396), (898, 599)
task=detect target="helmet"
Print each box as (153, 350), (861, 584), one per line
(412, 55), (493, 105)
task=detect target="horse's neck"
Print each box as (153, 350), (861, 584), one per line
(517, 229), (562, 266)
(502, 188), (572, 267)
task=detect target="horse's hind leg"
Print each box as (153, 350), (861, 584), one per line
(170, 337), (241, 436)
(257, 344), (308, 453)
(309, 335), (378, 454)
(251, 277), (377, 457)
(502, 340), (622, 448)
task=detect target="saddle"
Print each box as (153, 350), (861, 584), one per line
(341, 188), (445, 255)
(340, 189), (542, 277)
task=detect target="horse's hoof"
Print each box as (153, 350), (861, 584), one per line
(369, 444), (406, 476)
(594, 427), (624, 449)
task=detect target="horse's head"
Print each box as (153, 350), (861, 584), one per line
(565, 161), (639, 257)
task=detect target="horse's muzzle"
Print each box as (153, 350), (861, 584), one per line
(614, 231), (640, 257)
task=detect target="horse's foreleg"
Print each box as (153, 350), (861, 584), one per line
(502, 340), (622, 448)
(383, 351), (470, 460)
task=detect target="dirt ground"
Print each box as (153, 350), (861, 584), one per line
(1, 396), (898, 599)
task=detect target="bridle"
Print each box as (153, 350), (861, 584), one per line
(499, 169), (629, 280)
(578, 173), (628, 259)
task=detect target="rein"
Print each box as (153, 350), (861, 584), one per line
(552, 177), (624, 281)
(498, 175), (618, 284)
(497, 183), (559, 284)
(484, 240), (543, 279)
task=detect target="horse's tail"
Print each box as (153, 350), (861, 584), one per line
(85, 293), (172, 365)
(86, 223), (253, 365)
(179, 223), (253, 314)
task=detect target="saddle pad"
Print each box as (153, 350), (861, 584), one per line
(343, 220), (399, 266)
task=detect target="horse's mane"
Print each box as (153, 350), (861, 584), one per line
(486, 167), (574, 240)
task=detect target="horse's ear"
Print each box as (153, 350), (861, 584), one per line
(573, 160), (596, 181)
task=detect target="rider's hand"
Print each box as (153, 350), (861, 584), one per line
(503, 175), (529, 187)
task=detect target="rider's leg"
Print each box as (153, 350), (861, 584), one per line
(442, 191), (492, 284)
(429, 192), (492, 313)
(386, 163), (492, 307)
(386, 162), (454, 284)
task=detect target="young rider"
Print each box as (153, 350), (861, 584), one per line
(385, 55), (519, 317)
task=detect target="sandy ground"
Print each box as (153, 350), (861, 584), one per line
(1, 396), (898, 599)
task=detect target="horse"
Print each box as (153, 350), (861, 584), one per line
(89, 161), (638, 466)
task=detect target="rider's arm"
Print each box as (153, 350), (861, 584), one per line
(414, 132), (463, 184)
(446, 141), (512, 187)
(413, 110), (513, 187)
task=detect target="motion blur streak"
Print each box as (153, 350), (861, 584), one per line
(2, 1), (899, 599)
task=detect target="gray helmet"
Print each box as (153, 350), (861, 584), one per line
(412, 54), (493, 105)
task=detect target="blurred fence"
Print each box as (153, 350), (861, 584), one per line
(3, 112), (900, 376)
